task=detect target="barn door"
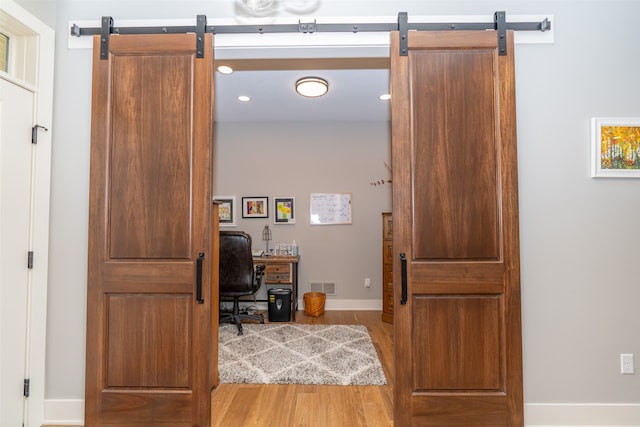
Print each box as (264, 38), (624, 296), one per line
(390, 30), (524, 426)
(85, 33), (215, 426)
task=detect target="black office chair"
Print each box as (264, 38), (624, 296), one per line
(219, 231), (265, 335)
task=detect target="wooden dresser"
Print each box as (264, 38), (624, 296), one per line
(382, 212), (393, 323)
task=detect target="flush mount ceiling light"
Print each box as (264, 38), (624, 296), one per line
(217, 65), (233, 75)
(295, 77), (329, 98)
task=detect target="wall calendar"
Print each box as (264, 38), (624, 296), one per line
(309, 193), (352, 225)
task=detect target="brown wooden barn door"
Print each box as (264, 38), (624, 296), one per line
(85, 33), (215, 426)
(391, 30), (524, 426)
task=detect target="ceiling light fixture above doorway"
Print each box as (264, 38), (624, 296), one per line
(295, 77), (328, 98)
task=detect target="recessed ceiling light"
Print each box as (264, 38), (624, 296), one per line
(237, 95), (251, 102)
(295, 77), (329, 98)
(379, 94), (391, 101)
(217, 65), (233, 75)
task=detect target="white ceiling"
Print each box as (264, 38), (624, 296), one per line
(214, 65), (390, 123)
(212, 33), (392, 122)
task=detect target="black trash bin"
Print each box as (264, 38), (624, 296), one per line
(268, 288), (291, 322)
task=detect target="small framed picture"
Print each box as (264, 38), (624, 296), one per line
(591, 117), (640, 178)
(214, 196), (236, 227)
(274, 197), (295, 224)
(242, 196), (269, 218)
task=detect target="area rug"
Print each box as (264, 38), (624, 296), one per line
(218, 324), (387, 386)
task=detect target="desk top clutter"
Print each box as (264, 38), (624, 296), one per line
(260, 224), (298, 256)
(273, 240), (298, 256)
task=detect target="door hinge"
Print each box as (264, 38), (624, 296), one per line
(32, 124), (48, 144)
(28, 251), (34, 269)
(24, 378), (30, 397)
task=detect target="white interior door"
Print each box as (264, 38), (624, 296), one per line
(0, 76), (35, 427)
(1, 2), (54, 426)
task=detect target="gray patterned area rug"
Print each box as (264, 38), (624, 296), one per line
(218, 324), (387, 386)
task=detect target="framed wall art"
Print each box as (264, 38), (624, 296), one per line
(274, 197), (295, 224)
(591, 117), (640, 178)
(242, 196), (269, 218)
(213, 196), (236, 227)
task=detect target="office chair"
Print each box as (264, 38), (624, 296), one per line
(219, 231), (265, 335)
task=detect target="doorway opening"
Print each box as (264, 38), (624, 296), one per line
(212, 55), (392, 317)
(210, 55), (394, 424)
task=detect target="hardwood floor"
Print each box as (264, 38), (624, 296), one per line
(212, 310), (394, 427)
(43, 310), (394, 427)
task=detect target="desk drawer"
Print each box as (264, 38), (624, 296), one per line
(264, 263), (292, 284)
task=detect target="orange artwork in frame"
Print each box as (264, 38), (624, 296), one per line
(591, 118), (640, 178)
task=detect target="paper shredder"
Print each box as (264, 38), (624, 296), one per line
(268, 288), (291, 322)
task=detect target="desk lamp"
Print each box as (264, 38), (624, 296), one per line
(262, 224), (272, 255)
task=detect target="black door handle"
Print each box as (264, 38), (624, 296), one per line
(400, 253), (407, 305)
(196, 253), (205, 304)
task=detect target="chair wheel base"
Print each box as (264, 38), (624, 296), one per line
(220, 312), (264, 335)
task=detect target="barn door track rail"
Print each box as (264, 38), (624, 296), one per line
(70, 12), (551, 59)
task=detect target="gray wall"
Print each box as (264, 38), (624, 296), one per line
(15, 0), (640, 419)
(214, 121), (392, 303)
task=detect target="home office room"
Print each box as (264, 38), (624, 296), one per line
(2, 0), (639, 426)
(213, 58), (393, 310)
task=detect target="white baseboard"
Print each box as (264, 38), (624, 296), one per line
(44, 400), (640, 426)
(525, 403), (640, 426)
(43, 399), (83, 425)
(313, 298), (382, 311)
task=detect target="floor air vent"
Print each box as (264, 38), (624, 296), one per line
(309, 281), (336, 295)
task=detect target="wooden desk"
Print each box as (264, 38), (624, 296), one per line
(253, 255), (300, 321)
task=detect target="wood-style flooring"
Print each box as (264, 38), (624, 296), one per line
(212, 310), (394, 427)
(43, 310), (394, 427)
